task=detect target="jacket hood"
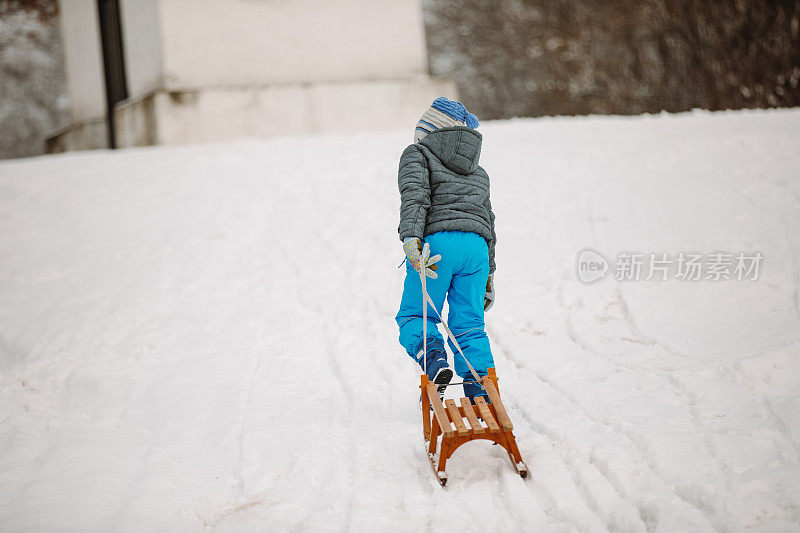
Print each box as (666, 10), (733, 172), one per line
(419, 126), (482, 175)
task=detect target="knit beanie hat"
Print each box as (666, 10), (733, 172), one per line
(414, 97), (480, 143)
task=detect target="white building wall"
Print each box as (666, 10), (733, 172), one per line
(119, 0), (163, 98)
(52, 0), (454, 152)
(144, 78), (456, 146)
(57, 0), (106, 122)
(155, 0), (430, 89)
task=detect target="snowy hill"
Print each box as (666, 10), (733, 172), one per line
(1, 109), (799, 532)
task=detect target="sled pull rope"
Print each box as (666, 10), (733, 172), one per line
(421, 248), (428, 377)
(418, 252), (483, 386)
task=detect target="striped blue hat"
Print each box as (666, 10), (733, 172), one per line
(414, 97), (479, 143)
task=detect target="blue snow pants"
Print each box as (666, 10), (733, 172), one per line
(395, 231), (494, 378)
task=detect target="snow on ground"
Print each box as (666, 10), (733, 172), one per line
(0, 109), (799, 532)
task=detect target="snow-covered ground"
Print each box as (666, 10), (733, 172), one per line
(1, 109), (799, 532)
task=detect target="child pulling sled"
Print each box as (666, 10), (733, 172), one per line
(395, 97), (497, 400)
(394, 98), (526, 485)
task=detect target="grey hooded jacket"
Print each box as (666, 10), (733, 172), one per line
(397, 126), (496, 273)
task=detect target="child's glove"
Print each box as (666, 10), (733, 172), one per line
(484, 274), (495, 311)
(403, 237), (441, 279)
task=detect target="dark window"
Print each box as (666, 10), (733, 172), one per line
(97, 0), (128, 148)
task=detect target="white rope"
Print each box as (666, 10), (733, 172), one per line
(421, 250), (427, 376)
(417, 249), (483, 385)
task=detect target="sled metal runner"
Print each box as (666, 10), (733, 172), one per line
(421, 367), (528, 486)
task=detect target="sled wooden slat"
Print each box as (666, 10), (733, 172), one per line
(421, 368), (527, 486)
(460, 397), (485, 434)
(445, 400), (469, 436)
(483, 377), (513, 431)
(474, 396), (500, 433)
(425, 382), (454, 437)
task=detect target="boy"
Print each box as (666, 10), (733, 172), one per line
(395, 97), (496, 402)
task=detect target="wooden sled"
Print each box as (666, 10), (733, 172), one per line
(421, 367), (527, 486)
